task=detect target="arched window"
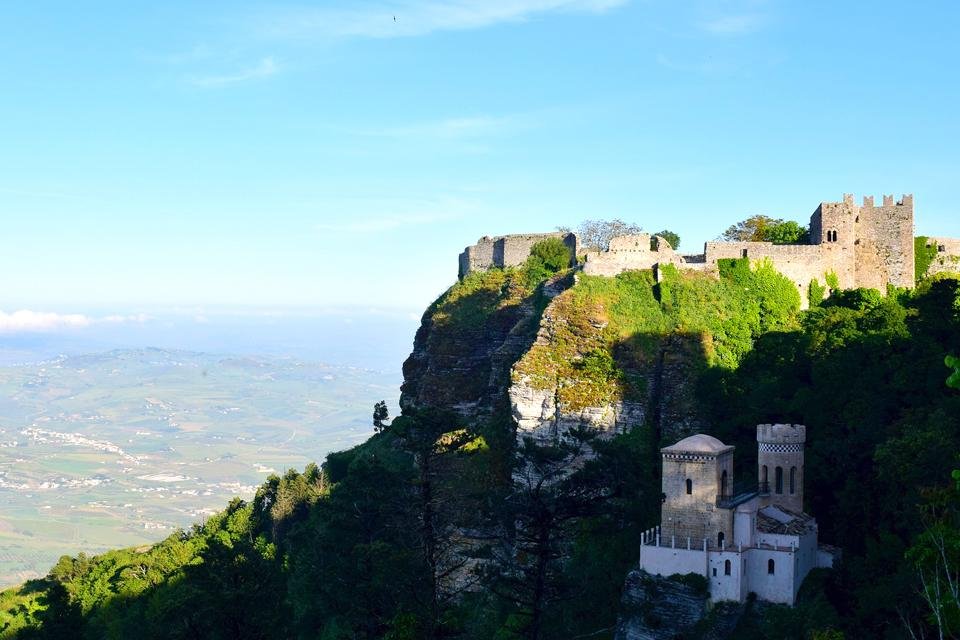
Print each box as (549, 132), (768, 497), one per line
(762, 465), (768, 485)
(718, 532), (725, 549)
(686, 478), (692, 495)
(721, 470), (728, 497)
(775, 466), (783, 494)
(768, 559), (775, 575)
(724, 559), (731, 576)
(790, 466), (797, 495)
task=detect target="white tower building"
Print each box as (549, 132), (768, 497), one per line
(637, 425), (838, 605)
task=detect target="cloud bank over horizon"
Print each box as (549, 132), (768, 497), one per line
(0, 310), (150, 334)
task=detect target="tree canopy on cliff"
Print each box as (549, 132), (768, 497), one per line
(2, 265), (958, 640)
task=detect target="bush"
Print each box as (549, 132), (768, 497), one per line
(809, 279), (826, 306)
(915, 235), (938, 282)
(528, 237), (572, 273)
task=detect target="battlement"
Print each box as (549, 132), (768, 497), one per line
(861, 194), (913, 208)
(757, 424), (806, 444)
(459, 191), (925, 303)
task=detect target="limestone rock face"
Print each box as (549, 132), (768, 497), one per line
(614, 570), (708, 640)
(509, 375), (646, 442)
(400, 273), (572, 422)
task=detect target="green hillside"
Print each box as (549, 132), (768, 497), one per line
(2, 253), (959, 640)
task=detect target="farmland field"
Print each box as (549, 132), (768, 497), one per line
(0, 348), (399, 586)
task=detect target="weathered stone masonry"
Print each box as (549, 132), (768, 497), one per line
(458, 232), (578, 278)
(458, 193), (959, 307)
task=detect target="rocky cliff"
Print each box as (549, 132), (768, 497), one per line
(614, 569), (708, 640)
(402, 260), (800, 450)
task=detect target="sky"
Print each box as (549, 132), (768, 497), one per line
(1, 0), (959, 330)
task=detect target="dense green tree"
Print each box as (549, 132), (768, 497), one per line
(721, 215), (809, 244)
(373, 400), (390, 433)
(652, 229), (681, 250)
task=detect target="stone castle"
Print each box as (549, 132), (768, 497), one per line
(458, 193), (960, 306)
(638, 426), (838, 605)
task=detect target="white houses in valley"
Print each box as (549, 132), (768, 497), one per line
(637, 425), (838, 605)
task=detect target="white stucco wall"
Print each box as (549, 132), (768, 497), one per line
(708, 550), (745, 602)
(734, 502), (758, 547)
(639, 544), (707, 578)
(745, 548), (796, 604)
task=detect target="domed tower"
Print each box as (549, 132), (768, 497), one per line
(757, 424), (805, 513)
(660, 434), (735, 547)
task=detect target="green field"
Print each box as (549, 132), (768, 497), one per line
(0, 348), (398, 586)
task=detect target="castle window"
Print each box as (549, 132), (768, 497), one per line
(762, 465), (768, 484)
(713, 568), (717, 577)
(724, 560), (731, 576)
(768, 559), (775, 575)
(741, 249), (748, 258)
(686, 478), (692, 495)
(775, 467), (783, 494)
(718, 532), (725, 549)
(721, 470), (728, 497)
(790, 466), (796, 495)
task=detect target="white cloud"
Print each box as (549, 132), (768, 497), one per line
(188, 56), (280, 87)
(698, 13), (766, 35)
(0, 310), (91, 333)
(0, 310), (150, 334)
(258, 0), (628, 40)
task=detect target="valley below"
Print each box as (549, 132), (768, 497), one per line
(0, 348), (398, 586)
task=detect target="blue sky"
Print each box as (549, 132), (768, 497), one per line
(1, 0), (958, 325)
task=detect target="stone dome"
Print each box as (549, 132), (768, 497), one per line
(662, 434), (733, 454)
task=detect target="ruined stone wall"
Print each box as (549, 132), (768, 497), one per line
(582, 234), (685, 277)
(703, 242), (823, 307)
(923, 236), (960, 277)
(660, 451), (734, 544)
(854, 195), (914, 290)
(462, 192), (921, 295)
(458, 232), (577, 278)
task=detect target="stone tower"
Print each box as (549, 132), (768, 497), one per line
(757, 424), (805, 513)
(808, 193), (915, 291)
(660, 434), (735, 547)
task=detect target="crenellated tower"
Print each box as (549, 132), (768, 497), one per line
(757, 424), (805, 513)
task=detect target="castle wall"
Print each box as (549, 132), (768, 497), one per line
(582, 234), (685, 277)
(744, 547), (796, 605)
(639, 543), (708, 578)
(458, 232), (576, 278)
(703, 242), (823, 307)
(709, 549), (746, 602)
(925, 237), (960, 277)
(461, 193), (920, 298)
